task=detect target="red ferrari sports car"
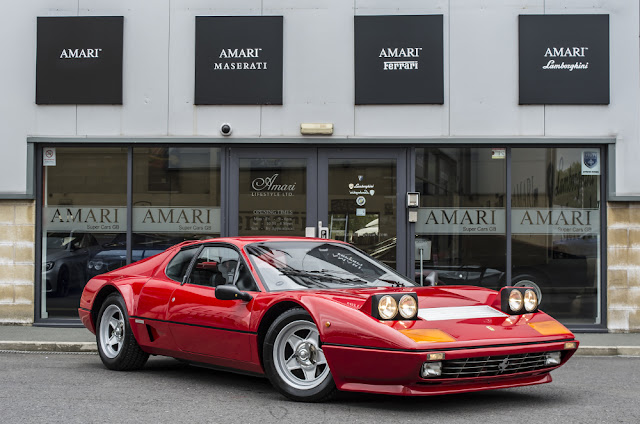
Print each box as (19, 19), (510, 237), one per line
(79, 237), (579, 402)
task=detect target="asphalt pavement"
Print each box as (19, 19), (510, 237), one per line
(0, 325), (639, 356)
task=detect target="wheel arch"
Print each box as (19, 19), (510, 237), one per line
(256, 300), (310, 370)
(90, 282), (136, 327)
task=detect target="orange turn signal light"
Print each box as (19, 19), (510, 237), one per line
(529, 321), (572, 336)
(399, 329), (456, 343)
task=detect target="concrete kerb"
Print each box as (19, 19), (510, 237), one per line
(0, 341), (638, 356)
(574, 346), (640, 357)
(0, 341), (97, 353)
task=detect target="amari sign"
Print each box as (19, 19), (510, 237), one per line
(519, 14), (610, 104)
(36, 17), (124, 104)
(354, 15), (444, 105)
(44, 206), (221, 234)
(415, 207), (599, 235)
(195, 16), (283, 105)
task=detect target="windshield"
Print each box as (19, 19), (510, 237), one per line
(46, 234), (78, 250)
(245, 241), (416, 291)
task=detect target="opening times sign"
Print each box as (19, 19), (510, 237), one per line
(44, 206), (221, 234)
(416, 207), (599, 235)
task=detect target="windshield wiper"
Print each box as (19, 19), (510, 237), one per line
(276, 269), (331, 288)
(376, 278), (407, 287)
(305, 270), (370, 286)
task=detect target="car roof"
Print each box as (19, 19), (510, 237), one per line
(175, 236), (348, 249)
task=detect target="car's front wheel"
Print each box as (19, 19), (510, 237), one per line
(96, 293), (149, 370)
(263, 308), (337, 402)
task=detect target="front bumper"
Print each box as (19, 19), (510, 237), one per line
(322, 339), (577, 396)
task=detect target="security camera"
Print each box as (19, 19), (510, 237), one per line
(220, 123), (232, 136)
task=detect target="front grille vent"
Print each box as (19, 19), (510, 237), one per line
(438, 352), (555, 379)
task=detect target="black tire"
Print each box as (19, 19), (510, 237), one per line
(96, 293), (149, 371)
(263, 308), (337, 402)
(55, 267), (70, 297)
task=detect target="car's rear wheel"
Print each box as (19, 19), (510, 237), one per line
(96, 293), (149, 370)
(263, 308), (337, 402)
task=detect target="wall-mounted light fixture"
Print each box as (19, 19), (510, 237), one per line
(300, 123), (333, 135)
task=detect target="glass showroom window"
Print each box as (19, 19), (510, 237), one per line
(511, 148), (602, 325)
(130, 147), (222, 263)
(42, 147), (127, 319)
(415, 148), (506, 288)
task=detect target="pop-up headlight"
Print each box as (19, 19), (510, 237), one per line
(500, 287), (539, 315)
(372, 293), (419, 320)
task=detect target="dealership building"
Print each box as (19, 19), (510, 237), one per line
(0, 1), (639, 332)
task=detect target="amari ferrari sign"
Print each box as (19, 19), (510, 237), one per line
(195, 16), (283, 105)
(519, 14), (610, 105)
(354, 15), (444, 105)
(36, 17), (124, 104)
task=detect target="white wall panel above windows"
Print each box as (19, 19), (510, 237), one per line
(449, 1), (545, 136)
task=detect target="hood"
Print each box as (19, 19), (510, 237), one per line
(312, 285), (573, 347)
(45, 248), (75, 263)
(312, 285), (497, 311)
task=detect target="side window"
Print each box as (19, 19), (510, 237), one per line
(189, 246), (240, 287)
(166, 248), (198, 282)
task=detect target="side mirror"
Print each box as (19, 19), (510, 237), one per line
(425, 271), (438, 286)
(215, 284), (252, 302)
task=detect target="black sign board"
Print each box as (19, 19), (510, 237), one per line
(36, 17), (123, 105)
(354, 15), (444, 105)
(195, 16), (283, 105)
(519, 14), (609, 105)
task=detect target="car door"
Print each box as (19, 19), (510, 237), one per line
(166, 244), (256, 362)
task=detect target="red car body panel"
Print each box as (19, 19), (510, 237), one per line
(79, 236), (579, 396)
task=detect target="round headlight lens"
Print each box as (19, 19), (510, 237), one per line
(398, 295), (417, 319)
(378, 295), (398, 320)
(524, 289), (538, 312)
(508, 289), (523, 313)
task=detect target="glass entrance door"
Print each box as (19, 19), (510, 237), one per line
(319, 149), (405, 270)
(229, 148), (318, 237)
(229, 147), (407, 274)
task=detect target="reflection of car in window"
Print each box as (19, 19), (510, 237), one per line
(87, 234), (181, 279)
(412, 235), (595, 319)
(552, 234), (598, 259)
(45, 232), (100, 297)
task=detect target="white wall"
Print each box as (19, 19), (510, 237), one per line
(0, 0), (638, 194)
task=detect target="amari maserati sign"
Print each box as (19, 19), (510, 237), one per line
(36, 17), (124, 104)
(519, 14), (610, 105)
(354, 15), (444, 105)
(195, 16), (283, 105)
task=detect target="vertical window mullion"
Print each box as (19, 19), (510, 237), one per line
(506, 146), (512, 286)
(126, 146), (133, 265)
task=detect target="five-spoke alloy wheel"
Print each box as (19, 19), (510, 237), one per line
(264, 308), (336, 402)
(96, 293), (149, 370)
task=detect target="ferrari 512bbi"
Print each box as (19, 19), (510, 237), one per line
(79, 237), (579, 402)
